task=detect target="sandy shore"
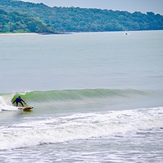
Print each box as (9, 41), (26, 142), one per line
(0, 33), (39, 36)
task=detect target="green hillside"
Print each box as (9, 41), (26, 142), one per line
(0, 0), (163, 33)
(0, 9), (55, 33)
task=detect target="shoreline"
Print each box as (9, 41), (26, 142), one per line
(0, 32), (69, 36)
(0, 33), (39, 36)
(0, 30), (162, 36)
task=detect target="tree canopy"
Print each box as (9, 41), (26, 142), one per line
(0, 0), (163, 33)
(0, 9), (55, 33)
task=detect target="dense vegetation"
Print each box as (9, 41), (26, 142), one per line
(0, 9), (54, 33)
(0, 0), (163, 33)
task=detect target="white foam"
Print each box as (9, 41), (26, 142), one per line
(0, 91), (33, 111)
(0, 96), (17, 111)
(0, 107), (163, 150)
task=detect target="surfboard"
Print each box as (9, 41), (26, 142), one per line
(18, 106), (33, 111)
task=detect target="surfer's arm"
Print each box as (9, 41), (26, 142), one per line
(12, 100), (16, 104)
(21, 99), (26, 104)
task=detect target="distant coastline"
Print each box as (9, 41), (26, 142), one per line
(0, 33), (39, 36)
(1, 30), (163, 36)
(0, 0), (163, 33)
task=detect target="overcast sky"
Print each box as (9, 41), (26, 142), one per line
(22, 0), (163, 15)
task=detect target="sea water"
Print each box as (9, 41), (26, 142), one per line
(0, 31), (163, 163)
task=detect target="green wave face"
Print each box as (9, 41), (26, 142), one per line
(1, 88), (162, 113)
(11, 89), (147, 102)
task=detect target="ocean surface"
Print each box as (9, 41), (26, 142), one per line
(0, 31), (163, 163)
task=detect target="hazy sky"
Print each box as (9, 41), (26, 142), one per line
(22, 0), (163, 15)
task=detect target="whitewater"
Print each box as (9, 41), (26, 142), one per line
(0, 31), (163, 163)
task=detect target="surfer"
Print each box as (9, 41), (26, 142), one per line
(12, 96), (26, 107)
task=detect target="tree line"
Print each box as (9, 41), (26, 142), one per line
(0, 9), (55, 33)
(0, 0), (163, 33)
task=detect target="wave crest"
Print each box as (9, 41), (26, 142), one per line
(12, 89), (147, 102)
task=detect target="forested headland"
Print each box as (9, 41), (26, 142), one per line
(0, 0), (163, 33)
